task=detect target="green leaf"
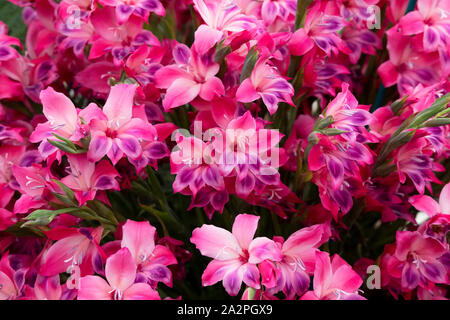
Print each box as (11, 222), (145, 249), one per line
(47, 139), (87, 154)
(23, 208), (81, 227)
(240, 47), (258, 83)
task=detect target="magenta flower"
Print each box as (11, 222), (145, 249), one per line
(378, 28), (441, 94)
(390, 231), (448, 290)
(87, 84), (156, 165)
(288, 1), (347, 56)
(99, 0), (165, 24)
(78, 247), (160, 300)
(89, 6), (160, 64)
(191, 214), (282, 295)
(266, 224), (328, 298)
(236, 58), (294, 115)
(61, 154), (120, 205)
(193, 0), (258, 43)
(398, 0), (450, 52)
(301, 251), (365, 300)
(155, 32), (225, 111)
(121, 220), (177, 288)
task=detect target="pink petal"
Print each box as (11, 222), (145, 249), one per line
(107, 140), (124, 165)
(329, 255), (363, 293)
(121, 220), (156, 264)
(199, 77), (225, 101)
(399, 11), (425, 35)
(116, 134), (142, 159)
(190, 224), (240, 260)
(40, 87), (77, 136)
(235, 78), (259, 103)
(103, 84), (137, 124)
(88, 133), (112, 163)
(282, 224), (324, 258)
(439, 183), (450, 214)
(289, 28), (314, 56)
(162, 78), (201, 111)
(223, 264), (245, 296)
(242, 263), (261, 289)
(154, 66), (190, 89)
(401, 263), (419, 290)
(248, 237), (282, 264)
(202, 259), (240, 287)
(231, 214), (259, 250)
(78, 275), (112, 300)
(0, 270), (16, 299)
(377, 61), (398, 87)
(409, 195), (440, 217)
(313, 251), (333, 298)
(123, 283), (160, 300)
(193, 24), (223, 55)
(105, 247), (137, 291)
(34, 275), (62, 300)
(40, 235), (86, 276)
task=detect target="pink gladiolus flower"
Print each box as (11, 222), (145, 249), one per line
(398, 0), (450, 52)
(78, 247), (160, 300)
(265, 224), (328, 298)
(29, 87), (86, 162)
(39, 226), (104, 277)
(288, 0), (347, 57)
(193, 0), (258, 44)
(388, 231), (448, 290)
(191, 214), (282, 296)
(89, 6), (160, 65)
(12, 164), (56, 213)
(99, 0), (165, 24)
(301, 251), (365, 300)
(61, 154), (120, 205)
(87, 83), (156, 165)
(121, 220), (177, 288)
(378, 28), (441, 94)
(393, 131), (443, 194)
(236, 57), (294, 115)
(155, 32), (225, 111)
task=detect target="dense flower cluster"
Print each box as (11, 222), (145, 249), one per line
(0, 0), (448, 300)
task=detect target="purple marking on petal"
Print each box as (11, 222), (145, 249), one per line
(192, 190), (210, 206)
(425, 27), (438, 47)
(402, 263), (419, 290)
(179, 168), (195, 184)
(119, 4), (133, 14)
(19, 151), (41, 167)
(142, 0), (158, 10)
(36, 62), (53, 81)
(134, 32), (151, 44)
(292, 271), (310, 295)
(146, 142), (168, 159)
(111, 47), (128, 61)
(203, 167), (222, 188)
(146, 264), (171, 283)
(317, 65), (339, 78)
(361, 31), (377, 44)
(236, 173), (255, 196)
(211, 190), (228, 211)
(79, 227), (93, 240)
(333, 189), (352, 212)
(118, 136), (141, 158)
(94, 176), (115, 189)
(327, 157), (344, 181)
(173, 44), (190, 65)
(0, 46), (11, 59)
(415, 69), (434, 82)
